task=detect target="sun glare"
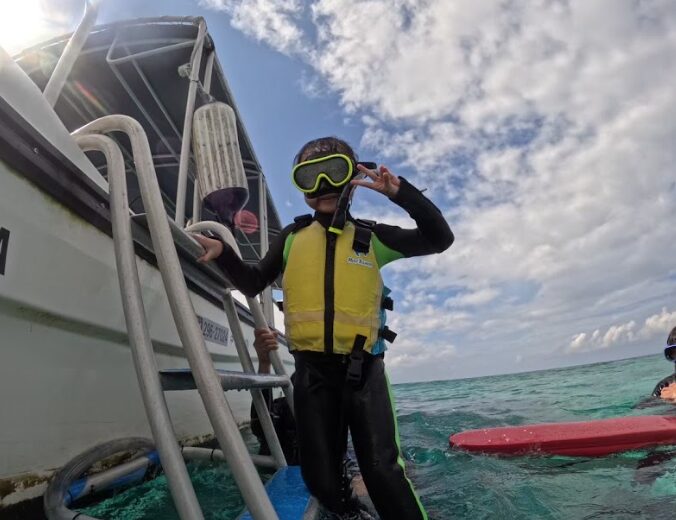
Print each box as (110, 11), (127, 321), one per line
(0, 0), (54, 54)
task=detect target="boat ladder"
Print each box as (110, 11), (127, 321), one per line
(70, 118), (308, 520)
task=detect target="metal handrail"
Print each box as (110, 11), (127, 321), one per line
(186, 221), (292, 470)
(174, 17), (208, 226)
(73, 133), (204, 520)
(186, 221), (295, 415)
(74, 115), (278, 520)
(44, 0), (100, 107)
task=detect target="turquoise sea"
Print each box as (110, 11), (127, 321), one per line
(82, 354), (676, 519)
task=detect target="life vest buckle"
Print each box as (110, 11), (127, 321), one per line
(346, 334), (367, 385)
(352, 219), (375, 254)
(379, 326), (397, 343)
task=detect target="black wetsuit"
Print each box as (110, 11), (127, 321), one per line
(652, 373), (676, 398)
(217, 178), (453, 520)
(633, 372), (676, 408)
(250, 388), (299, 465)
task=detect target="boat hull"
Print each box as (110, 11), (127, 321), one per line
(0, 160), (285, 507)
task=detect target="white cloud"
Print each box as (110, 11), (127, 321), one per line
(201, 0), (676, 379)
(569, 308), (676, 352)
(446, 287), (500, 307)
(200, 0), (307, 54)
(569, 333), (588, 351)
(386, 335), (458, 383)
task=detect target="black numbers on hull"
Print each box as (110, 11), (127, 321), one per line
(0, 227), (9, 276)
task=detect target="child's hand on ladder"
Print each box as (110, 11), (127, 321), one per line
(193, 234), (224, 262)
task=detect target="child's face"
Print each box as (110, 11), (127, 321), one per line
(299, 150), (344, 214)
(304, 192), (340, 214)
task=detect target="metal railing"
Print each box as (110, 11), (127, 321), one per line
(74, 116), (281, 520)
(73, 131), (204, 520)
(186, 220), (294, 414)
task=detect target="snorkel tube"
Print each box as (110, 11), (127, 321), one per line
(327, 161), (374, 235)
(328, 181), (354, 235)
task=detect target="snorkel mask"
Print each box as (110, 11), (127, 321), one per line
(292, 154), (352, 197)
(665, 345), (676, 362)
(291, 154), (376, 233)
(666, 327), (676, 367)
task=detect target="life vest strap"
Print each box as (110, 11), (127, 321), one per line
(382, 296), (394, 311)
(292, 214), (314, 232)
(379, 326), (397, 343)
(346, 334), (368, 385)
(352, 219), (375, 254)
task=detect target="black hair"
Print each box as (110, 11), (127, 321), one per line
(668, 326), (676, 346)
(293, 136), (358, 166)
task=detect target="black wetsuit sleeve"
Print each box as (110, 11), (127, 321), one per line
(652, 374), (676, 397)
(214, 223), (295, 297)
(373, 176), (454, 258)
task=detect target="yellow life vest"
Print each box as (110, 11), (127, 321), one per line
(282, 220), (383, 354)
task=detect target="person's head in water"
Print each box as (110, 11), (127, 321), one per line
(292, 137), (358, 214)
(665, 326), (676, 369)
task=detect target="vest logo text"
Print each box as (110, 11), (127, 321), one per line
(347, 256), (374, 268)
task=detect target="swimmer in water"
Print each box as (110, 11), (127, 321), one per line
(651, 326), (676, 400)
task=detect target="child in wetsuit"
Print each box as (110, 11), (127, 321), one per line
(652, 327), (676, 399)
(195, 137), (453, 520)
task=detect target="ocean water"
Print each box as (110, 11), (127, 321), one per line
(81, 354), (676, 519)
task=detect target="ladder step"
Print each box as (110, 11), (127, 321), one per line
(159, 369), (290, 392)
(238, 466), (316, 520)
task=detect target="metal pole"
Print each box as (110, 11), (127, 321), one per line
(44, 0), (99, 107)
(221, 293), (288, 468)
(187, 221), (294, 416)
(106, 40), (196, 64)
(203, 51), (216, 94)
(258, 174), (275, 327)
(123, 43), (183, 141)
(76, 116), (278, 520)
(191, 178), (202, 225)
(182, 447), (277, 469)
(105, 33), (180, 162)
(73, 134), (204, 520)
(255, 177), (292, 413)
(174, 18), (207, 226)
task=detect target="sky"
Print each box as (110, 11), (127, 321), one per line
(1, 0), (675, 383)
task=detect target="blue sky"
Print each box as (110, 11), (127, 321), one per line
(2, 0), (676, 383)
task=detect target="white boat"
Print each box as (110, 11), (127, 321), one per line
(0, 13), (292, 514)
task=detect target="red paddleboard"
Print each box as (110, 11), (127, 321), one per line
(449, 415), (676, 457)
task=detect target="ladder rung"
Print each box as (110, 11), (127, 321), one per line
(250, 454), (277, 469)
(160, 369), (290, 392)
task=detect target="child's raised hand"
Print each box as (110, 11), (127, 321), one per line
(351, 164), (401, 198)
(193, 234), (224, 263)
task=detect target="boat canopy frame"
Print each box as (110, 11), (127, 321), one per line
(13, 16), (282, 277)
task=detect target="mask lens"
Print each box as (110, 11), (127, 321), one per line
(665, 345), (676, 361)
(292, 155), (353, 192)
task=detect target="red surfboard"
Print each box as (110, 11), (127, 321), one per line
(449, 415), (676, 457)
